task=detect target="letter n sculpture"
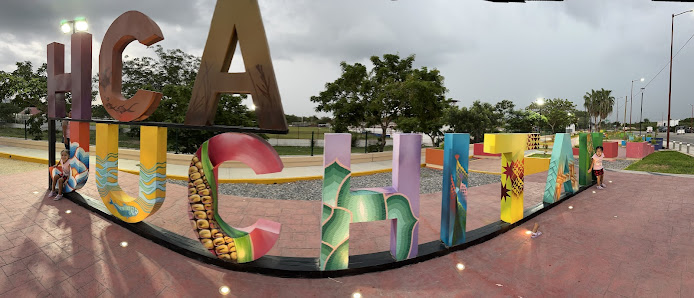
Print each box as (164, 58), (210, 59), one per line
(440, 133), (470, 247)
(320, 133), (421, 271)
(543, 133), (578, 203)
(484, 133), (527, 224)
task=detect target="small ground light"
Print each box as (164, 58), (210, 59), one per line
(219, 286), (230, 295)
(65, 210), (72, 214)
(456, 263), (465, 271)
(120, 241), (128, 247)
(592, 191), (596, 194)
(609, 181), (613, 183)
(33, 191), (38, 194)
(568, 206), (573, 209)
(525, 230), (532, 235)
(353, 292), (362, 298)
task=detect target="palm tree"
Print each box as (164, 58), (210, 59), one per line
(597, 89), (615, 130)
(583, 89), (599, 131)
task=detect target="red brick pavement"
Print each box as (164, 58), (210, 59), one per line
(0, 167), (693, 297)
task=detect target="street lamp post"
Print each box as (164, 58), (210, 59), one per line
(60, 17), (88, 35)
(639, 88), (645, 136)
(623, 96), (628, 132)
(667, 10), (693, 149)
(690, 104), (694, 133)
(630, 78), (644, 130)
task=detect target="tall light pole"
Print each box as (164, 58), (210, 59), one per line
(690, 104), (694, 133)
(630, 78), (644, 130)
(667, 10), (693, 148)
(60, 17), (88, 35)
(639, 88), (645, 136)
(623, 96), (628, 132)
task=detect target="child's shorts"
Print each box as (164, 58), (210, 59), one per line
(593, 169), (604, 176)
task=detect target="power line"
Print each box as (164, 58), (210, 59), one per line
(635, 29), (694, 96)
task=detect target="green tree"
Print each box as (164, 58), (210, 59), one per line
(115, 45), (254, 153)
(583, 88), (614, 131)
(527, 98), (576, 133)
(396, 68), (451, 147)
(597, 89), (615, 130)
(311, 54), (448, 151)
(583, 89), (599, 130)
(506, 109), (547, 133)
(0, 61), (48, 122)
(445, 101), (501, 143)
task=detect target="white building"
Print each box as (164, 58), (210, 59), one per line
(657, 119), (680, 127)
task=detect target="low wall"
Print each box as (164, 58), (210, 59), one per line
(473, 143), (501, 157)
(525, 157), (549, 176)
(425, 148), (444, 167)
(0, 136), (424, 168)
(602, 142), (618, 158)
(626, 142), (654, 159)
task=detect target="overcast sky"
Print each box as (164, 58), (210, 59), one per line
(2, 0), (694, 122)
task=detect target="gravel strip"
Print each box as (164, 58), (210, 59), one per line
(603, 159), (635, 170)
(167, 167), (501, 201)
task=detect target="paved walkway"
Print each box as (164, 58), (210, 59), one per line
(0, 158), (693, 296)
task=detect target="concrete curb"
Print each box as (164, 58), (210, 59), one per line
(606, 168), (694, 179)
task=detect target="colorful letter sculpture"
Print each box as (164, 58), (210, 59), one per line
(50, 144), (90, 193)
(187, 133), (283, 263)
(484, 133), (527, 224)
(47, 32), (92, 193)
(579, 132), (603, 185)
(526, 133), (541, 150)
(321, 133), (421, 270)
(543, 133), (578, 203)
(95, 124), (167, 223)
(440, 133), (470, 247)
(99, 11), (164, 121)
(185, 0), (288, 130)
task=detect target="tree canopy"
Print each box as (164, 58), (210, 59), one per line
(311, 54), (449, 150)
(113, 45), (256, 153)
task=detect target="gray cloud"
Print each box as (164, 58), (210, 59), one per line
(2, 0), (694, 120)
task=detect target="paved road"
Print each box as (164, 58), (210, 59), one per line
(664, 132), (694, 145)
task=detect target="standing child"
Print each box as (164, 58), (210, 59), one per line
(588, 146), (606, 189)
(49, 150), (71, 201)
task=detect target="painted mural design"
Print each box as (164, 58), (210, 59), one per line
(321, 133), (421, 271)
(543, 133), (579, 203)
(95, 124), (167, 223)
(484, 133), (528, 224)
(187, 133), (282, 263)
(440, 133), (469, 247)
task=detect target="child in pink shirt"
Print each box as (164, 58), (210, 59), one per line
(49, 150), (71, 200)
(588, 146), (605, 189)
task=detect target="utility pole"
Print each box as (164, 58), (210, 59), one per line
(623, 96), (628, 131)
(639, 88), (645, 136)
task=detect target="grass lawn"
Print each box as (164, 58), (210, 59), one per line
(625, 151), (694, 174)
(0, 126), (143, 149)
(528, 153), (552, 158)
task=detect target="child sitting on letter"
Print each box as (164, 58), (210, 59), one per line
(49, 149), (71, 201)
